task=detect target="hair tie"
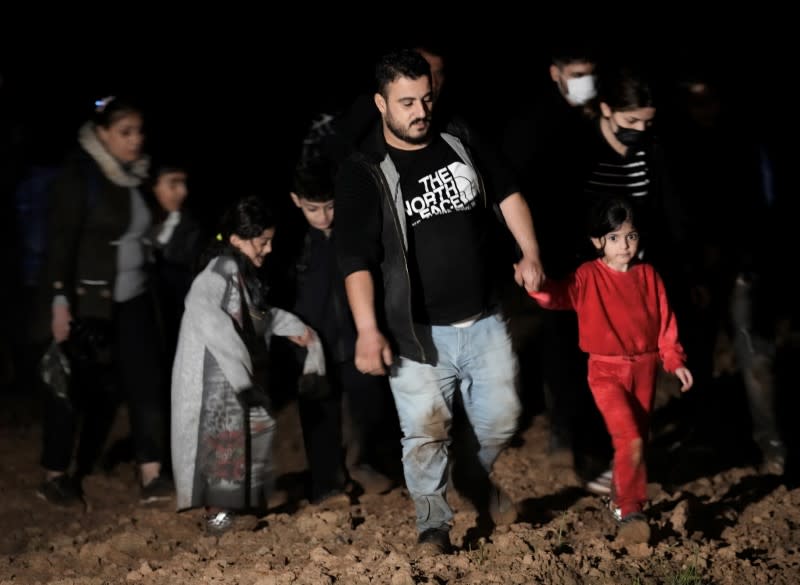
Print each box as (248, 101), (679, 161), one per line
(94, 96), (116, 113)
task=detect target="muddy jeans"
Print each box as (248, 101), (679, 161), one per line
(388, 312), (521, 534)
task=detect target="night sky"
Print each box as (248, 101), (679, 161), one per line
(0, 13), (790, 225)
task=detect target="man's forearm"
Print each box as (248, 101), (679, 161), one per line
(344, 270), (380, 333)
(499, 192), (541, 259)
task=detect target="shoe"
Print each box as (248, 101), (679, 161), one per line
(585, 468), (613, 496)
(140, 475), (174, 504)
(488, 482), (518, 525)
(605, 497), (623, 522)
(606, 499), (650, 544)
(349, 464), (394, 495)
(616, 512), (651, 545)
(761, 440), (786, 476)
(311, 489), (350, 508)
(36, 474), (82, 507)
(206, 510), (236, 534)
(416, 527), (452, 555)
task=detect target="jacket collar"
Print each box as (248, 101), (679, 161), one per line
(78, 122), (149, 187)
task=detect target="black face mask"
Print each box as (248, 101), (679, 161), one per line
(615, 126), (649, 149)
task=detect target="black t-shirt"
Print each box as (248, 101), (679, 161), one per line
(388, 136), (497, 324)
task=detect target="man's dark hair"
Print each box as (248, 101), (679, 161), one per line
(375, 48), (431, 97)
(550, 43), (597, 68)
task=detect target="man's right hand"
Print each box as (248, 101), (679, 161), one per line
(354, 328), (393, 376)
(52, 305), (72, 343)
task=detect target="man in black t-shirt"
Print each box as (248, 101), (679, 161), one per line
(335, 48), (545, 554)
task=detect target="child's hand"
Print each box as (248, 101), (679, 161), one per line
(675, 367), (693, 392)
(288, 327), (315, 348)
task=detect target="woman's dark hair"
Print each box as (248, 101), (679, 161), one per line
(91, 96), (143, 128)
(596, 65), (654, 112)
(587, 196), (636, 239)
(199, 195), (276, 310)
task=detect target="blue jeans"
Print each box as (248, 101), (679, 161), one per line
(388, 312), (521, 533)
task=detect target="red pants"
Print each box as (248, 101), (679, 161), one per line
(588, 353), (659, 517)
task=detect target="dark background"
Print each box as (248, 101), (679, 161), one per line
(0, 13), (791, 221)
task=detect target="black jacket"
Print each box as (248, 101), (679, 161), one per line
(335, 124), (497, 363)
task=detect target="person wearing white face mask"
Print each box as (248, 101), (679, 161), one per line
(551, 57), (597, 107)
(502, 45), (613, 495)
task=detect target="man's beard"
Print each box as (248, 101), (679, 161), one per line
(386, 114), (431, 145)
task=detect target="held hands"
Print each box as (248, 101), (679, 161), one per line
(354, 328), (393, 376)
(675, 367), (693, 392)
(513, 255), (545, 292)
(52, 305), (72, 343)
(287, 327), (315, 348)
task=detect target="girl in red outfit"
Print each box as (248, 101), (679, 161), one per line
(526, 197), (693, 544)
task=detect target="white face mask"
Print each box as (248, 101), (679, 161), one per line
(565, 75), (597, 105)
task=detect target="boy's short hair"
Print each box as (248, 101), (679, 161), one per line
(292, 159), (335, 202)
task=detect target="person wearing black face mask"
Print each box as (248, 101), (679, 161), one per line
(582, 64), (686, 278)
(614, 126), (651, 149)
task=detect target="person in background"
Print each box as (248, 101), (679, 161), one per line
(501, 45), (610, 493)
(145, 161), (202, 357)
(38, 96), (172, 505)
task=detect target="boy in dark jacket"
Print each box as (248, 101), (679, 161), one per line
(283, 160), (396, 504)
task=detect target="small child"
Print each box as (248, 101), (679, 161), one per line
(145, 161), (203, 355)
(525, 196), (693, 544)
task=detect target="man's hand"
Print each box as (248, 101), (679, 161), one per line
(354, 328), (393, 376)
(513, 255), (545, 292)
(52, 304), (72, 343)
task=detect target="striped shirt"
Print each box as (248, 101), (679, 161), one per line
(585, 146), (650, 200)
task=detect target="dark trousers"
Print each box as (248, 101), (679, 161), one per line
(41, 293), (165, 476)
(540, 310), (611, 479)
(298, 359), (392, 500)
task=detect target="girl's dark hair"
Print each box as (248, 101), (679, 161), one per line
(91, 96), (143, 128)
(199, 195), (276, 310)
(587, 196), (636, 239)
(142, 160), (189, 222)
(220, 195), (276, 241)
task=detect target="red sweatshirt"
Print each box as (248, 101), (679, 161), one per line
(529, 259), (686, 373)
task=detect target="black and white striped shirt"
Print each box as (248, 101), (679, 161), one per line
(585, 147), (650, 200)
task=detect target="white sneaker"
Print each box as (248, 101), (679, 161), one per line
(585, 468), (613, 496)
(206, 510), (235, 534)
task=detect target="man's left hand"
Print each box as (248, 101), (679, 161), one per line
(513, 256), (545, 292)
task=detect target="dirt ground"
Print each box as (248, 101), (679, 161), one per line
(2, 297), (800, 584)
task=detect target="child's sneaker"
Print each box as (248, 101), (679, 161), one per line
(606, 499), (650, 544)
(616, 512), (650, 544)
(206, 510), (236, 534)
(585, 468), (613, 496)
